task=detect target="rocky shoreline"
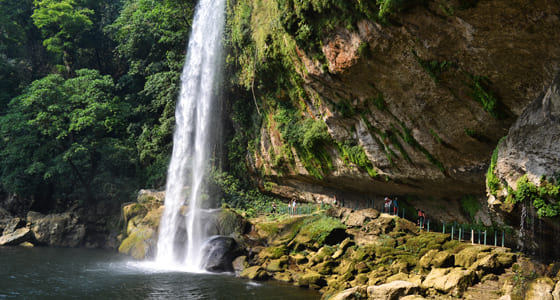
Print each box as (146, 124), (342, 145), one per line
(117, 190), (560, 300)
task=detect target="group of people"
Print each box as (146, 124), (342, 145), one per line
(272, 195), (427, 229)
(287, 198), (297, 216)
(383, 196), (398, 215)
(270, 198), (297, 216)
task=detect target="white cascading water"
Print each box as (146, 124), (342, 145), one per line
(156, 0), (226, 272)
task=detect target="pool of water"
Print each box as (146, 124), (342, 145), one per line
(0, 247), (320, 299)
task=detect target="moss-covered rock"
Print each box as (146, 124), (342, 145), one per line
(328, 285), (368, 300)
(314, 260), (337, 275)
(344, 208), (380, 227)
(118, 227), (156, 260)
(353, 244), (377, 261)
(368, 267), (392, 286)
(454, 245), (492, 268)
(311, 246), (335, 264)
(123, 203), (148, 224)
(239, 266), (269, 280)
(258, 245), (286, 260)
(273, 271), (292, 282)
(291, 252), (308, 264)
(266, 256), (288, 272)
(526, 277), (555, 300)
(419, 249), (438, 268)
(297, 271), (326, 289)
(367, 280), (422, 300)
(217, 208), (249, 237)
(422, 267), (475, 297)
(232, 255), (248, 273)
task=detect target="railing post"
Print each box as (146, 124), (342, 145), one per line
(502, 230), (505, 248)
(478, 229), (481, 244)
(427, 219), (430, 232)
(484, 230), (487, 245)
(443, 221), (445, 234)
(451, 226), (454, 240)
(471, 229), (474, 244)
(494, 231), (497, 246)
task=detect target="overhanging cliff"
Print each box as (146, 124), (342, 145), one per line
(225, 0), (560, 209)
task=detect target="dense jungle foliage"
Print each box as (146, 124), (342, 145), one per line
(0, 0), (198, 211)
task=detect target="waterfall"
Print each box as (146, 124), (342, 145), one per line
(155, 0), (226, 272)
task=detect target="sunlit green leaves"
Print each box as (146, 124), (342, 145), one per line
(32, 0), (93, 56)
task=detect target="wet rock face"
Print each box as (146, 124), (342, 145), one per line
(496, 73), (560, 189)
(201, 236), (239, 272)
(491, 73), (560, 259)
(27, 211), (85, 247)
(252, 0), (560, 203)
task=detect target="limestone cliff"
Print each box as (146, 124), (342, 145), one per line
(226, 0), (560, 257)
(489, 72), (560, 258)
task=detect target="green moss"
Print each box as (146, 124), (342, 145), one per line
(337, 140), (378, 177)
(398, 122), (445, 172)
(297, 214), (346, 246)
(412, 50), (457, 83)
(510, 175), (560, 218)
(487, 137), (506, 197)
(430, 129), (442, 144)
(118, 227), (154, 259)
(353, 244), (377, 261)
(460, 195), (481, 221)
(466, 74), (503, 119)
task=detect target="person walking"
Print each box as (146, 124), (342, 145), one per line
(292, 199), (297, 215)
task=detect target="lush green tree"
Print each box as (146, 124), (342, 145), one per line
(0, 69), (136, 210)
(0, 0), (46, 109)
(31, 0), (94, 74)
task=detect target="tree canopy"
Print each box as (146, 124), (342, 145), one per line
(0, 0), (196, 211)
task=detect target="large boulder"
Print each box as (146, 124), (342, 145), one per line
(201, 236), (239, 272)
(118, 226), (156, 260)
(344, 208), (380, 227)
(525, 277), (555, 300)
(367, 280), (422, 300)
(422, 267), (476, 297)
(27, 211), (85, 247)
(553, 280), (560, 300)
(216, 208), (250, 237)
(0, 227), (33, 246)
(328, 286), (368, 300)
(239, 266), (269, 280)
(2, 217), (25, 236)
(454, 245), (492, 268)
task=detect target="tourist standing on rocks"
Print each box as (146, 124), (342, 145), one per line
(384, 197), (392, 214)
(333, 195), (337, 207)
(417, 209), (424, 228)
(288, 201), (292, 216)
(393, 197), (398, 215)
(272, 202), (276, 214)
